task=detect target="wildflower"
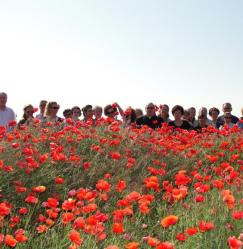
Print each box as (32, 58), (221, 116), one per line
(125, 242), (139, 249)
(4, 235), (17, 247)
(175, 232), (187, 242)
(227, 236), (242, 249)
(160, 215), (178, 228)
(55, 177), (64, 184)
(113, 223), (124, 234)
(186, 227), (198, 236)
(199, 220), (214, 232)
(117, 180), (126, 193)
(69, 230), (83, 246)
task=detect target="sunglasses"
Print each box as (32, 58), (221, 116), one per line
(52, 106), (59, 110)
(224, 116), (231, 119)
(147, 107), (155, 110)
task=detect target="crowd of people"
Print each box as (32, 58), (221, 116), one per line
(0, 92), (242, 133)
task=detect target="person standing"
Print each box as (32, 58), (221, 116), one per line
(36, 100), (47, 121)
(0, 92), (16, 132)
(217, 103), (239, 128)
(136, 103), (162, 129)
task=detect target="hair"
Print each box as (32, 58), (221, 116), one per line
(63, 109), (72, 118)
(188, 107), (196, 112)
(241, 107), (243, 116)
(39, 100), (47, 106)
(93, 106), (103, 112)
(82, 105), (92, 117)
(146, 102), (155, 109)
(23, 104), (34, 120)
(44, 101), (60, 117)
(161, 104), (169, 111)
(209, 107), (220, 116)
(135, 108), (143, 116)
(184, 110), (190, 115)
(223, 102), (232, 108)
(124, 107), (137, 123)
(0, 92), (7, 98)
(71, 106), (81, 113)
(172, 105), (184, 115)
(198, 114), (207, 120)
(104, 104), (117, 116)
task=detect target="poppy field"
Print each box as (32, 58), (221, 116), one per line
(0, 121), (242, 249)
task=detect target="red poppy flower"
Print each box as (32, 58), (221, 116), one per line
(199, 220), (214, 232)
(228, 236), (242, 249)
(186, 227), (198, 236)
(160, 215), (178, 228)
(117, 180), (126, 193)
(4, 235), (17, 247)
(69, 229), (83, 246)
(113, 223), (124, 234)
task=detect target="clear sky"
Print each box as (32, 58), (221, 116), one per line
(0, 0), (242, 119)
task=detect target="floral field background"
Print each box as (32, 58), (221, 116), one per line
(0, 121), (242, 249)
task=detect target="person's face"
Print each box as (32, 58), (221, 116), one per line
(0, 94), (7, 108)
(161, 106), (169, 115)
(25, 107), (34, 118)
(39, 102), (47, 113)
(50, 104), (59, 115)
(64, 111), (72, 119)
(106, 108), (116, 118)
(223, 104), (232, 113)
(183, 113), (190, 121)
(189, 109), (196, 119)
(135, 110), (142, 118)
(146, 105), (156, 116)
(200, 108), (207, 116)
(86, 108), (93, 119)
(211, 110), (219, 120)
(72, 108), (81, 118)
(173, 110), (182, 120)
(199, 117), (207, 127)
(94, 108), (102, 119)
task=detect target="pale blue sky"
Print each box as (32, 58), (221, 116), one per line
(0, 0), (242, 118)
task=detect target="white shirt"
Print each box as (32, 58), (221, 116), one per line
(0, 106), (16, 131)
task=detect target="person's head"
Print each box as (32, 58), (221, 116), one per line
(63, 109), (72, 119)
(0, 92), (7, 109)
(182, 110), (190, 121)
(223, 112), (232, 124)
(198, 114), (207, 127)
(222, 103), (232, 113)
(199, 107), (208, 116)
(188, 107), (196, 120)
(82, 105), (93, 119)
(23, 104), (34, 120)
(145, 103), (156, 117)
(71, 106), (82, 120)
(104, 104), (117, 118)
(135, 108), (143, 119)
(93, 106), (103, 119)
(124, 107), (136, 125)
(39, 100), (47, 114)
(241, 107), (243, 117)
(160, 104), (169, 118)
(172, 105), (184, 120)
(209, 107), (220, 121)
(45, 101), (60, 117)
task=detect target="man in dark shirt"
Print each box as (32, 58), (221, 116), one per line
(136, 103), (163, 129)
(216, 103), (239, 128)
